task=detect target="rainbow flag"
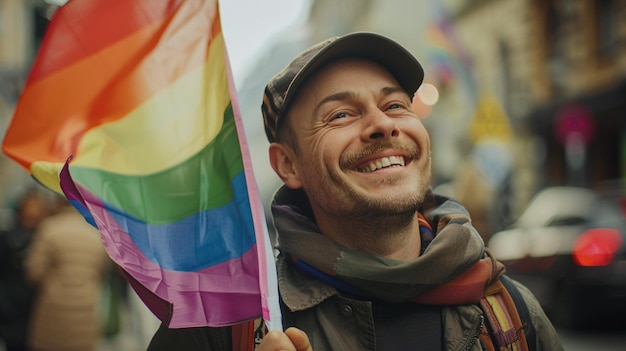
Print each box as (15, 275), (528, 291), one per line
(2, 0), (281, 329)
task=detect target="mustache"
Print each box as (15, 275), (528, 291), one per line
(339, 140), (420, 170)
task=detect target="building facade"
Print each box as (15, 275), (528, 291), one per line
(444, 0), (626, 230)
(0, 0), (53, 208)
(454, 0), (626, 184)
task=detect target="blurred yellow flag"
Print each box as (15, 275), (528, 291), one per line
(469, 93), (513, 143)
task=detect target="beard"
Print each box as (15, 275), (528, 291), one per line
(305, 167), (432, 222)
(347, 174), (430, 217)
(301, 139), (432, 222)
(339, 140), (431, 217)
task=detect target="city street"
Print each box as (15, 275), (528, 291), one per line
(558, 327), (626, 351)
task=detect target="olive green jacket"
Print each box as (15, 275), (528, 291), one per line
(276, 256), (563, 351)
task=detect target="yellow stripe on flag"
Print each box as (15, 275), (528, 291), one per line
(72, 34), (230, 175)
(31, 161), (65, 193)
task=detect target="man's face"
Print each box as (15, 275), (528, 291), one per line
(277, 58), (431, 221)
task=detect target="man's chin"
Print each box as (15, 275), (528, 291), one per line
(357, 193), (424, 215)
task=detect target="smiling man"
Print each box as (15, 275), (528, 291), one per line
(148, 32), (562, 351)
(268, 57), (430, 260)
(256, 32), (562, 351)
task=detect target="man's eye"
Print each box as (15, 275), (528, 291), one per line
(333, 112), (348, 120)
(387, 103), (402, 110)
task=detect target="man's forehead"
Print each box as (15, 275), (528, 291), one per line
(261, 33), (424, 143)
(298, 59), (406, 103)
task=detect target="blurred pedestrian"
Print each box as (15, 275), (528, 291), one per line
(24, 197), (110, 351)
(0, 189), (49, 351)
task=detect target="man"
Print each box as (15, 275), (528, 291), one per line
(149, 32), (562, 351)
(24, 199), (110, 351)
(0, 190), (49, 351)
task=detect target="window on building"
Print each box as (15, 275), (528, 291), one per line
(545, 1), (567, 99)
(498, 41), (515, 115)
(593, 0), (618, 60)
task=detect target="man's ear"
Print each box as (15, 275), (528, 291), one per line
(269, 143), (302, 189)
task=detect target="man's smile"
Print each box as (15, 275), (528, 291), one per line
(357, 155), (406, 172)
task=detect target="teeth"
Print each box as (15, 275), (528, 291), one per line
(359, 156), (405, 172)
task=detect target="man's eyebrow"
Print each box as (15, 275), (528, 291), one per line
(381, 86), (407, 96)
(312, 91), (355, 116)
(312, 86), (408, 116)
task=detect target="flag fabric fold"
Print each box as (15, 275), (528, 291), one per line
(2, 0), (281, 329)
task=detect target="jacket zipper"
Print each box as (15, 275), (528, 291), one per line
(461, 314), (484, 351)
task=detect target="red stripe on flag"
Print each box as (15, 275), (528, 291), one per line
(3, 1), (221, 170)
(27, 0), (184, 84)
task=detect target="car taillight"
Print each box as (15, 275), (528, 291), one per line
(573, 228), (623, 267)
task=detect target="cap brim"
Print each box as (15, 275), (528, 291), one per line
(283, 32), (424, 116)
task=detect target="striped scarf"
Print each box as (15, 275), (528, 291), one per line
(272, 187), (504, 305)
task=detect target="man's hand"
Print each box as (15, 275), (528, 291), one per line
(256, 327), (312, 351)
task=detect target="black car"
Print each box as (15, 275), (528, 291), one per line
(487, 186), (626, 328)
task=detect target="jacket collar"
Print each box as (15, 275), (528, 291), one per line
(277, 255), (339, 312)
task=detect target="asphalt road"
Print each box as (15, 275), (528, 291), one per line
(558, 327), (626, 351)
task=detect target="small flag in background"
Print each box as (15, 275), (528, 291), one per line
(2, 0), (281, 329)
(425, 0), (477, 107)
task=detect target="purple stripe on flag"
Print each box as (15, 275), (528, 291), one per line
(60, 162), (262, 327)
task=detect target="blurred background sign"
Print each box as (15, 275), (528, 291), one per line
(469, 93), (513, 144)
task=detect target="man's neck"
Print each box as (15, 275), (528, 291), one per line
(315, 212), (423, 261)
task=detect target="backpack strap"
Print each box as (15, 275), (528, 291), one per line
(232, 294), (293, 350)
(231, 318), (266, 351)
(501, 275), (536, 351)
(479, 276), (529, 351)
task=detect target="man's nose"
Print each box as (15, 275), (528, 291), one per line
(362, 109), (399, 141)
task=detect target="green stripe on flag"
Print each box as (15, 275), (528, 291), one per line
(69, 104), (243, 224)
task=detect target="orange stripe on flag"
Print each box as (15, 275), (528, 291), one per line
(27, 0), (183, 84)
(3, 1), (219, 170)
